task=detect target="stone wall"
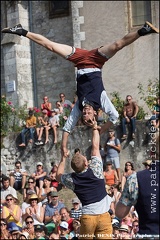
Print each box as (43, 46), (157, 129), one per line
(1, 121), (153, 176)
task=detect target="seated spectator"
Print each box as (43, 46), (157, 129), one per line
(103, 161), (119, 193)
(70, 198), (82, 220)
(9, 160), (28, 192)
(38, 176), (57, 206)
(46, 109), (60, 144)
(31, 162), (47, 189)
(7, 222), (22, 239)
(121, 214), (133, 232)
(25, 194), (44, 226)
(119, 224), (131, 239)
(2, 194), (22, 230)
(19, 109), (37, 147)
(55, 101), (63, 115)
(35, 109), (49, 145)
(59, 221), (69, 239)
(1, 176), (17, 205)
(59, 207), (74, 233)
(49, 232), (60, 239)
(49, 166), (63, 192)
(130, 220), (139, 238)
(104, 128), (121, 181)
(0, 218), (10, 239)
(44, 191), (65, 225)
(121, 95), (139, 140)
(0, 167), (7, 189)
(112, 223), (120, 239)
(59, 93), (72, 111)
(121, 161), (135, 191)
(41, 96), (52, 117)
(34, 224), (47, 240)
(23, 216), (35, 239)
(110, 184), (121, 207)
(69, 219), (81, 240)
(23, 177), (40, 201)
(22, 189), (42, 222)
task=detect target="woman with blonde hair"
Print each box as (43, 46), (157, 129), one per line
(2, 194), (22, 230)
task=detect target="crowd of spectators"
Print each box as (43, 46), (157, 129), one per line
(0, 93), (159, 239)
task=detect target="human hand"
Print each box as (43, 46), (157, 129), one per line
(84, 117), (97, 129)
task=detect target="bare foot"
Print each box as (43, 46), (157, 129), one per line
(19, 143), (26, 147)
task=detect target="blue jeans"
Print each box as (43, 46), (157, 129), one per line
(121, 117), (136, 135)
(21, 127), (34, 144)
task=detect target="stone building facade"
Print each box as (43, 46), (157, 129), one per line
(1, 1), (159, 111)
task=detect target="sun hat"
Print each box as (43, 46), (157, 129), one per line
(20, 231), (30, 239)
(36, 162), (43, 166)
(27, 193), (40, 203)
(50, 191), (58, 197)
(142, 160), (152, 166)
(119, 224), (129, 232)
(72, 197), (80, 204)
(60, 221), (68, 230)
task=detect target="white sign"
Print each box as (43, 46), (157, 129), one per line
(6, 81), (16, 92)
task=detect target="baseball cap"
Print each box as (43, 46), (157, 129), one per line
(60, 221), (68, 230)
(50, 191), (58, 197)
(34, 224), (44, 232)
(37, 162), (43, 166)
(72, 198), (80, 204)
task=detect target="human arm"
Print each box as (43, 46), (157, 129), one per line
(132, 102), (139, 118)
(36, 206), (44, 223)
(90, 119), (101, 158)
(56, 155), (67, 183)
(114, 170), (119, 183)
(34, 171), (47, 180)
(121, 174), (126, 191)
(115, 172), (138, 219)
(3, 206), (21, 223)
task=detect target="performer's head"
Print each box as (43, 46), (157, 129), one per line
(71, 153), (88, 173)
(82, 104), (97, 125)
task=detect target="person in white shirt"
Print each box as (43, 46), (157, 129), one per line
(1, 177), (17, 205)
(9, 161), (28, 191)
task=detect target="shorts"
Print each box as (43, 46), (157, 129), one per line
(106, 157), (120, 169)
(13, 181), (22, 190)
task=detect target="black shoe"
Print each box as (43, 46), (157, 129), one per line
(1, 23), (26, 36)
(138, 21), (159, 36)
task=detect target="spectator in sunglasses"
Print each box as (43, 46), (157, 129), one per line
(0, 218), (10, 239)
(24, 216), (35, 239)
(9, 160), (28, 192)
(2, 194), (22, 230)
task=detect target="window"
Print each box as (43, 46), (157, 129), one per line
(129, 1), (152, 27)
(49, 1), (70, 18)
